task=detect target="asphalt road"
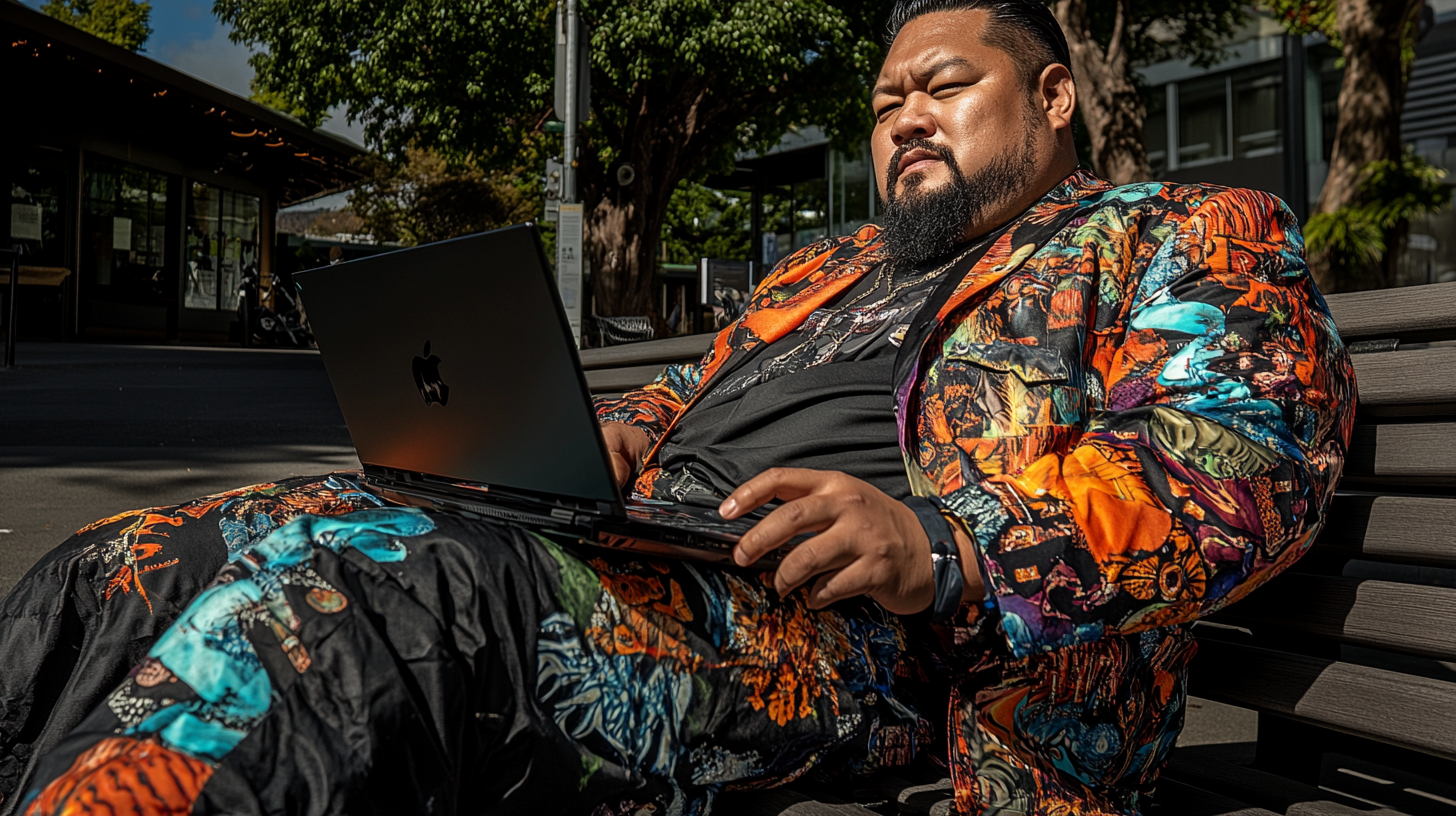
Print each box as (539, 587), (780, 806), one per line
(0, 339), (1253, 748)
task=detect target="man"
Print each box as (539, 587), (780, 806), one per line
(1, 1), (1354, 813)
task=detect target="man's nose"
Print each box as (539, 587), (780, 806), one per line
(891, 96), (937, 145)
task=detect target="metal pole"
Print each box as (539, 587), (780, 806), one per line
(1282, 33), (1309, 223)
(562, 0), (579, 205)
(5, 245), (20, 369)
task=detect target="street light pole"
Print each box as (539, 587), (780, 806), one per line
(562, 0), (578, 205)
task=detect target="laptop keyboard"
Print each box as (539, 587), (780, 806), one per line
(623, 497), (760, 537)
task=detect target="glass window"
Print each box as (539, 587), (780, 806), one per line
(1144, 88), (1169, 175)
(1178, 74), (1229, 166)
(81, 157), (169, 302)
(185, 183), (220, 309)
(186, 182), (260, 311)
(832, 147), (874, 234)
(1234, 69), (1282, 159)
(8, 151), (68, 269)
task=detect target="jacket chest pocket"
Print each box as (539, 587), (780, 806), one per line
(942, 341), (1082, 436)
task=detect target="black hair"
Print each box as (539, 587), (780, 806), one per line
(884, 0), (1073, 89)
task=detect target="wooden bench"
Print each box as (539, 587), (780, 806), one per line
(577, 281), (1456, 815)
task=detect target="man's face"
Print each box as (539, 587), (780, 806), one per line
(871, 10), (1051, 254)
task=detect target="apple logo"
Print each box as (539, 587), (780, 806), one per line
(411, 341), (450, 406)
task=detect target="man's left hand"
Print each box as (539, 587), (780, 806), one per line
(721, 468), (940, 614)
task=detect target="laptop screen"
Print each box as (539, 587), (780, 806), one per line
(296, 225), (622, 507)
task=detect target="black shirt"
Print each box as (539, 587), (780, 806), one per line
(651, 262), (946, 503)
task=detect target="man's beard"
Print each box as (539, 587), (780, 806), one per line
(877, 128), (1039, 271)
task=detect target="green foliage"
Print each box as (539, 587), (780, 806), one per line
(1303, 207), (1384, 271)
(1305, 151), (1451, 276)
(249, 75), (315, 120)
(1061, 0), (1249, 71)
(1262, 0), (1337, 43)
(660, 182), (753, 264)
(1262, 0), (1424, 67)
(214, 0), (890, 169)
(41, 0), (151, 51)
(349, 148), (540, 246)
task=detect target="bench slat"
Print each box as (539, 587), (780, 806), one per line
(578, 333), (713, 370)
(1211, 575), (1456, 661)
(585, 364), (675, 394)
(1148, 777), (1277, 816)
(1350, 346), (1456, 409)
(1188, 640), (1456, 761)
(1344, 422), (1456, 483)
(1164, 748), (1359, 815)
(1325, 282), (1456, 340)
(1314, 495), (1456, 565)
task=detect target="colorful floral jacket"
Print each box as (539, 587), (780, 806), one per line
(598, 169), (1356, 811)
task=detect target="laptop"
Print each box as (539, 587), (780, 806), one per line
(293, 224), (791, 565)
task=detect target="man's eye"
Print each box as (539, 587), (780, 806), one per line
(875, 103), (901, 120)
(930, 83), (967, 97)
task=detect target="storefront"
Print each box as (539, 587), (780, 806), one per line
(3, 2), (362, 341)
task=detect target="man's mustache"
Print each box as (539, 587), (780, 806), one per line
(886, 139), (959, 194)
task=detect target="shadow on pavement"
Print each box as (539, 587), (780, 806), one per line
(0, 342), (360, 595)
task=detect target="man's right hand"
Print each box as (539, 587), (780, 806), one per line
(600, 422), (651, 488)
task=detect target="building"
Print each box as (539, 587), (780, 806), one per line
(1134, 3), (1456, 286)
(721, 4), (1456, 287)
(2, 0), (363, 342)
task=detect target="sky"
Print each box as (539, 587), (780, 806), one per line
(22, 0), (367, 148)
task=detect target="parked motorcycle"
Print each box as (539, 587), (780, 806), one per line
(238, 264), (313, 348)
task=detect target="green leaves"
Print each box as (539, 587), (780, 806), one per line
(216, 0), (888, 171)
(348, 147), (540, 246)
(41, 0), (152, 52)
(1305, 150), (1452, 276)
(216, 0), (552, 163)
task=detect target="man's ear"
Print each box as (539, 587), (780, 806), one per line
(1038, 63), (1077, 133)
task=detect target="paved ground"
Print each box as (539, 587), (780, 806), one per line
(0, 341), (358, 594)
(0, 339), (1253, 748)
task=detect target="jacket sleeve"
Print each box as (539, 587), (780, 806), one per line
(944, 189), (1357, 658)
(593, 362), (704, 444)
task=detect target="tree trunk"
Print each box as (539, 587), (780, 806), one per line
(1053, 0), (1152, 186)
(1308, 0), (1422, 292)
(579, 79), (727, 331)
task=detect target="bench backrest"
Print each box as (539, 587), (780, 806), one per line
(1192, 281), (1456, 768)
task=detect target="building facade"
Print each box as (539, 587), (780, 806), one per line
(3, 0), (362, 342)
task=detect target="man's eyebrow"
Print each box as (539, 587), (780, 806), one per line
(872, 56), (974, 98)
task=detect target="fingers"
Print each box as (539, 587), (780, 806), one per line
(770, 530), (861, 595)
(609, 451), (633, 487)
(803, 562), (877, 609)
(601, 423), (651, 487)
(733, 493), (842, 567)
(720, 467), (835, 520)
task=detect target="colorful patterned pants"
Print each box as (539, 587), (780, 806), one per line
(2, 474), (1194, 815)
(3, 475), (923, 816)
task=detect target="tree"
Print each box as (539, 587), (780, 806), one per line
(41, 0), (151, 51)
(348, 147), (540, 247)
(216, 0), (891, 319)
(660, 182), (753, 265)
(1051, 0), (1246, 185)
(1266, 0), (1448, 291)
